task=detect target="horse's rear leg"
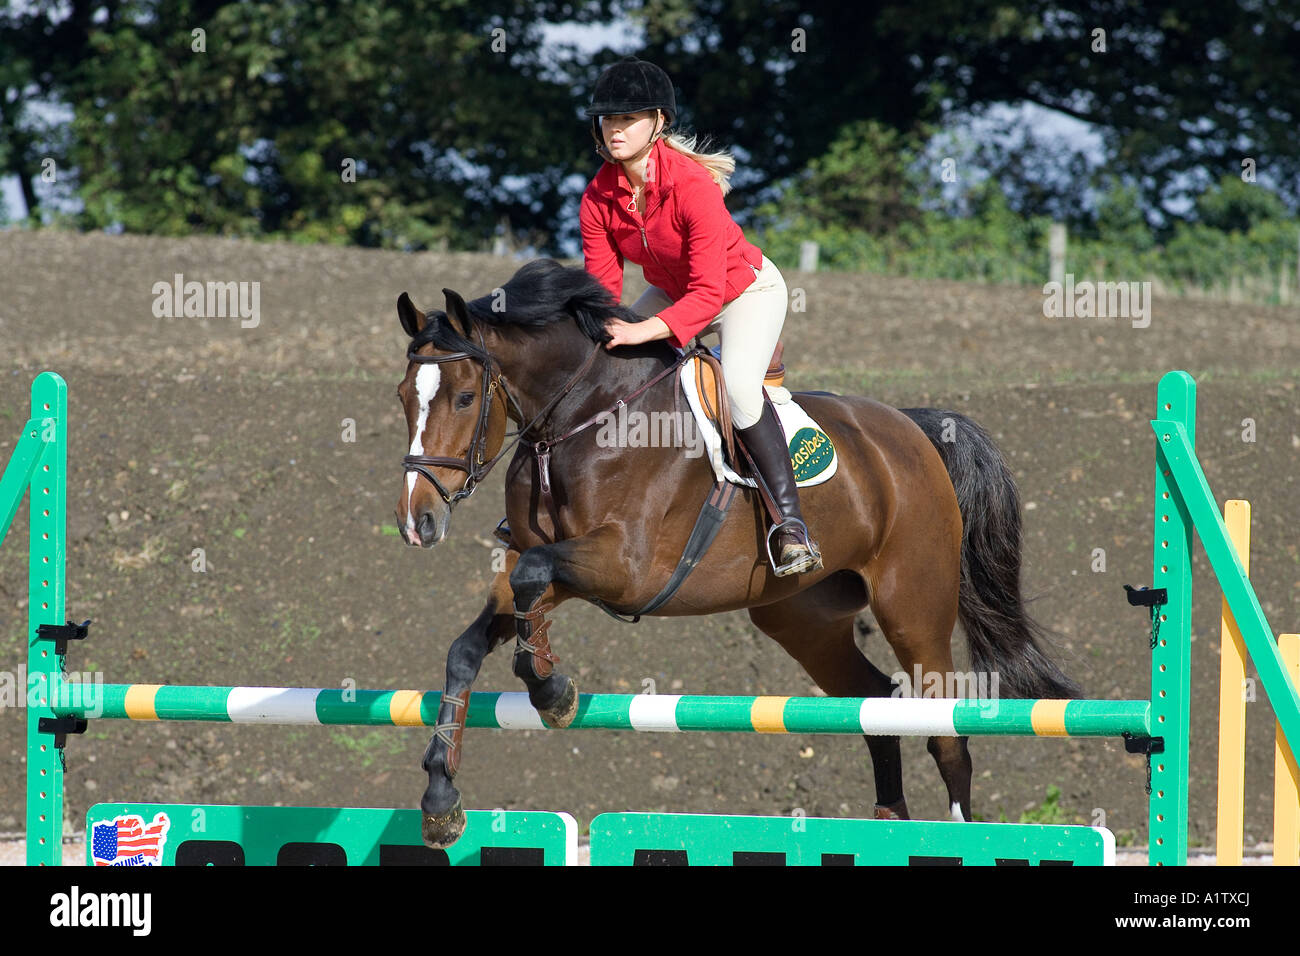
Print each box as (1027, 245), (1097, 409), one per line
(868, 556), (972, 823)
(748, 579), (910, 819)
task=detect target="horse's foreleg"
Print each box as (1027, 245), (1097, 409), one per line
(508, 544), (580, 728)
(508, 535), (625, 728)
(421, 557), (518, 849)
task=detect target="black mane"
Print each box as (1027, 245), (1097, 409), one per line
(412, 259), (643, 359)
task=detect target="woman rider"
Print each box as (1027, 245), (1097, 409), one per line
(580, 56), (821, 576)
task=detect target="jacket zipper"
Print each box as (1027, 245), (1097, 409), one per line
(629, 180), (672, 291)
(639, 221), (668, 273)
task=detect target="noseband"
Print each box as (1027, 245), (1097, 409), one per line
(400, 320), (603, 509)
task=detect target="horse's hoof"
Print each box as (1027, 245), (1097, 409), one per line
(422, 797), (466, 849)
(873, 799), (910, 821)
(539, 678), (578, 729)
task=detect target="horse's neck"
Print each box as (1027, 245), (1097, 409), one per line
(504, 334), (713, 542)
(503, 334), (679, 434)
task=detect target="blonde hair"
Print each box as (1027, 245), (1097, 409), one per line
(661, 129), (737, 196)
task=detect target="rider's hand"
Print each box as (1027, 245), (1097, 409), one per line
(605, 315), (670, 349)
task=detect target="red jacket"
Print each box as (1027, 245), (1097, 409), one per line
(580, 137), (764, 348)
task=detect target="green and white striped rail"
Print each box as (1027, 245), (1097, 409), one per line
(50, 684), (1152, 736)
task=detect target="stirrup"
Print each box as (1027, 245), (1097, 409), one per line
(764, 518), (822, 576)
(492, 517), (511, 546)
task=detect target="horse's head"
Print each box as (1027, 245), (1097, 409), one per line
(395, 289), (509, 548)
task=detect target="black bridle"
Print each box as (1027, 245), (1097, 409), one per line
(400, 319), (603, 508)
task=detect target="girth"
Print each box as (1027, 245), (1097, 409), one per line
(590, 478), (740, 623)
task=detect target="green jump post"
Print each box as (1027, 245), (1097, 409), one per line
(1150, 372), (1193, 866)
(1149, 371), (1300, 866)
(0, 373), (69, 866)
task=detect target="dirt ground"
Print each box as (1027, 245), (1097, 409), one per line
(1, 229), (1297, 858)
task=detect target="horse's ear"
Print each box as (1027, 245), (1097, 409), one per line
(442, 288), (474, 339)
(397, 292), (426, 338)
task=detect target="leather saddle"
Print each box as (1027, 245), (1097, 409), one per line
(692, 340), (785, 469)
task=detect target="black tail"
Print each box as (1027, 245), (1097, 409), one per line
(901, 407), (1081, 700)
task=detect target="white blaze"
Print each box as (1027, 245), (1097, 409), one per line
(404, 363), (441, 539)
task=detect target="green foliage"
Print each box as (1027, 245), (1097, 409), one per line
(1092, 179), (1154, 252)
(6, 0), (599, 249)
(755, 135), (1299, 305)
(1066, 179), (1299, 300)
(1196, 175), (1291, 234)
(753, 125), (1055, 285)
(796, 119), (926, 236)
(2, 0), (1298, 263)
(1017, 785), (1074, 826)
(634, 0), (1300, 227)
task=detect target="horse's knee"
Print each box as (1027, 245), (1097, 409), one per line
(509, 550), (559, 684)
(509, 546), (555, 607)
(445, 631), (482, 686)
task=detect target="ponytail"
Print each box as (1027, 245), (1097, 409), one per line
(660, 131), (738, 196)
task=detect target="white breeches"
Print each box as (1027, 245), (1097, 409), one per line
(632, 254), (788, 430)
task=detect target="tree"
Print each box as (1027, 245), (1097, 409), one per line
(629, 0), (1300, 227)
(2, 0), (618, 248)
(4, 0), (1297, 251)
(1195, 175), (1291, 234)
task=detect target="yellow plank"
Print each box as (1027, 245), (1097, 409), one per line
(1216, 500), (1249, 866)
(1276, 635), (1300, 866)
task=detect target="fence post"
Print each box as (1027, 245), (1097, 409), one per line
(24, 373), (68, 865)
(1049, 222), (1067, 286)
(799, 241), (819, 272)
(1150, 372), (1194, 866)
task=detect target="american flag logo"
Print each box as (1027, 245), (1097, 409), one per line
(90, 812), (171, 866)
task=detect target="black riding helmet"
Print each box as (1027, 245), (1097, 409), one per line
(585, 56), (677, 163)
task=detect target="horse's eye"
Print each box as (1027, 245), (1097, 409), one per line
(455, 391), (475, 410)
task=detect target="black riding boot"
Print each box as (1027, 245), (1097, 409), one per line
(737, 402), (823, 576)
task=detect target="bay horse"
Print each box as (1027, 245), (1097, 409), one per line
(395, 258), (1079, 848)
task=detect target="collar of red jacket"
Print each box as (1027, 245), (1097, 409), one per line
(594, 136), (675, 205)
